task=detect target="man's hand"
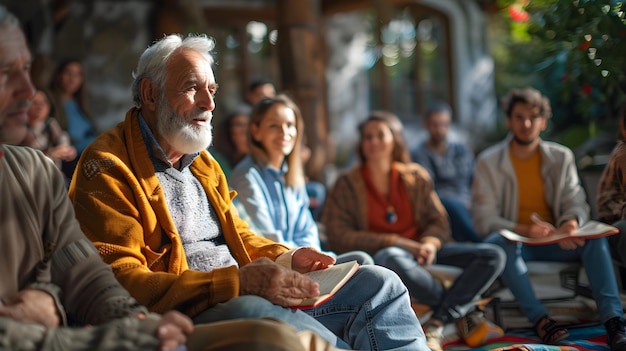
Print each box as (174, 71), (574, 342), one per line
(526, 213), (556, 238)
(0, 289), (60, 327)
(291, 247), (336, 273)
(556, 219), (585, 250)
(526, 222), (555, 238)
(239, 258), (320, 307)
(141, 311), (193, 351)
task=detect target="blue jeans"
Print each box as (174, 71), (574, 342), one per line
(609, 220), (626, 288)
(193, 265), (428, 351)
(336, 250), (374, 265)
(486, 233), (623, 324)
(440, 197), (482, 242)
(374, 242), (505, 323)
(609, 220), (626, 266)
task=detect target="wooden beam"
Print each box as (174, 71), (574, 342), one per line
(202, 7), (276, 24)
(321, 0), (369, 15)
(277, 0), (328, 183)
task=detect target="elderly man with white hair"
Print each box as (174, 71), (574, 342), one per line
(68, 32), (429, 351)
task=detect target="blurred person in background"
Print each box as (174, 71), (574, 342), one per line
(323, 111), (505, 351)
(210, 105), (251, 177)
(21, 87), (76, 170)
(245, 78), (276, 107)
(49, 59), (97, 179)
(412, 102), (480, 242)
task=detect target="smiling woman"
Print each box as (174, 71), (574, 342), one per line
(229, 94), (373, 265)
(322, 110), (506, 351)
(249, 97), (299, 171)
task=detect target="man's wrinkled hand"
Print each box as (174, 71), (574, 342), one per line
(153, 311), (193, 351)
(239, 258), (320, 307)
(291, 247), (335, 273)
(0, 289), (60, 327)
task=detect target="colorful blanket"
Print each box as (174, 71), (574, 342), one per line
(444, 324), (609, 351)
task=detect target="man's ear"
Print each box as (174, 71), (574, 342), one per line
(250, 123), (260, 142)
(540, 117), (548, 131)
(140, 79), (157, 110)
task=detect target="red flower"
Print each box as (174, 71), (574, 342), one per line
(508, 5), (529, 22)
(579, 83), (593, 96)
(578, 40), (591, 51)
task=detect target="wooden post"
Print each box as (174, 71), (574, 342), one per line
(276, 0), (328, 183)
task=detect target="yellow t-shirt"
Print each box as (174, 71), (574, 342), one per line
(510, 149), (555, 226)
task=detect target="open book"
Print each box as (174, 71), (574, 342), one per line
(498, 220), (619, 245)
(295, 260), (360, 309)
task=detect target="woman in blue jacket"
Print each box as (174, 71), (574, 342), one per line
(230, 94), (371, 265)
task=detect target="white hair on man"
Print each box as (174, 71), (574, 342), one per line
(131, 33), (217, 154)
(131, 33), (216, 108)
(0, 5), (19, 29)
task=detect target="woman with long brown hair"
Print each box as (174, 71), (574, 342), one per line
(49, 59), (96, 178)
(322, 111), (505, 351)
(229, 94), (372, 265)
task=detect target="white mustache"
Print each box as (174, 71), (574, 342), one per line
(189, 111), (212, 122)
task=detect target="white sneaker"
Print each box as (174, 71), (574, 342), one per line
(423, 322), (444, 351)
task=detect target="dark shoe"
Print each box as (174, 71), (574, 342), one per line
(605, 317), (626, 351)
(533, 315), (569, 344)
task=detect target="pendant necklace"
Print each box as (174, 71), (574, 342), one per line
(386, 205), (397, 224)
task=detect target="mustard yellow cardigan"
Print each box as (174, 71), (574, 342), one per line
(69, 108), (290, 317)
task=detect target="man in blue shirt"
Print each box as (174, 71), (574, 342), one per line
(412, 102), (480, 242)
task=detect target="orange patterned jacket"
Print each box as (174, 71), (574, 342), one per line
(69, 107), (290, 317)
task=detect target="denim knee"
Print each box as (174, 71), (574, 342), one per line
(583, 236), (610, 253)
(338, 250), (375, 265)
(350, 264), (408, 297)
(475, 242), (507, 272)
(485, 232), (517, 254)
(221, 295), (285, 317)
(192, 295), (278, 324)
(373, 246), (409, 264)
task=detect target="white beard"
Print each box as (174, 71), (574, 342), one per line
(156, 97), (213, 154)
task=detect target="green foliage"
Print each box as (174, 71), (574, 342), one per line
(531, 1), (625, 124)
(557, 124), (593, 149)
(491, 0), (626, 148)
